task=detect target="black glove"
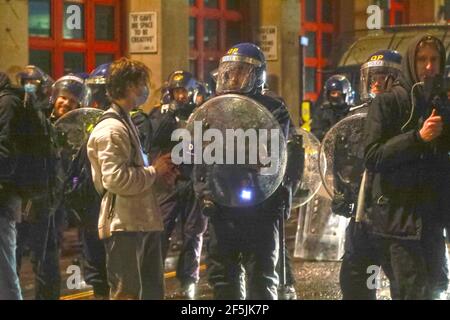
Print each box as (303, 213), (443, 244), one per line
(200, 198), (219, 218)
(331, 192), (354, 218)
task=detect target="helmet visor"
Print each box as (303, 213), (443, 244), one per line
(360, 66), (399, 101)
(83, 84), (110, 109)
(216, 61), (257, 94)
(51, 77), (85, 106)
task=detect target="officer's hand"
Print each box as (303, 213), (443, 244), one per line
(152, 153), (179, 185)
(419, 109), (443, 142)
(331, 192), (353, 218)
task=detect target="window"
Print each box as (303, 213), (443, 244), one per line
(322, 0), (332, 23)
(226, 0), (241, 10)
(63, 2), (85, 40)
(95, 5), (115, 41)
(189, 17), (197, 49)
(29, 0), (51, 37)
(377, 0), (407, 26)
(305, 31), (316, 58)
(204, 0), (219, 8)
(29, 49), (52, 75)
(204, 19), (219, 50)
(301, 0), (336, 101)
(305, 0), (317, 22)
(389, 0), (407, 25)
(95, 53), (115, 67)
(29, 0), (122, 79)
(189, 0), (246, 81)
(305, 67), (317, 93)
(321, 33), (332, 59)
(64, 52), (85, 74)
(226, 20), (242, 49)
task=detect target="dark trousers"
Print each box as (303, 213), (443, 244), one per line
(159, 184), (207, 285)
(105, 231), (164, 300)
(207, 211), (279, 300)
(340, 219), (397, 300)
(0, 215), (22, 300)
(80, 226), (109, 297)
(367, 224), (448, 300)
(16, 208), (61, 300)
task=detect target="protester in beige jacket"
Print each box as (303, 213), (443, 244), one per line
(87, 58), (177, 300)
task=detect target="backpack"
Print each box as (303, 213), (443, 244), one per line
(63, 112), (126, 228)
(2, 91), (56, 202)
(130, 108), (153, 153)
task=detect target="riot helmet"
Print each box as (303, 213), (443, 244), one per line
(50, 75), (85, 119)
(160, 81), (171, 105)
(16, 65), (54, 98)
(324, 75), (354, 107)
(84, 63), (111, 110)
(193, 81), (212, 106)
(360, 50), (402, 102)
(167, 70), (197, 104)
(216, 42), (266, 95)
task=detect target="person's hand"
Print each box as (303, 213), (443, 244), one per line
(152, 153), (179, 186)
(419, 109), (443, 142)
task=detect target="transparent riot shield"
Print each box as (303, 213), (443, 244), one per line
(294, 114), (366, 261)
(184, 94), (287, 208)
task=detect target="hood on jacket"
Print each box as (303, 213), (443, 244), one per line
(0, 72), (12, 92)
(400, 34), (446, 90)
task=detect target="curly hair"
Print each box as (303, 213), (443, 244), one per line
(106, 57), (151, 100)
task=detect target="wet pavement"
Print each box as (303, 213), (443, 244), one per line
(16, 210), (436, 300)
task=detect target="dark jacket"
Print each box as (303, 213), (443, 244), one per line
(311, 101), (350, 141)
(130, 108), (152, 154)
(0, 72), (22, 220)
(0, 73), (21, 187)
(363, 34), (449, 240)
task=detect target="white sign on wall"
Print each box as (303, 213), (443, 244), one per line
(129, 12), (157, 53)
(258, 26), (278, 61)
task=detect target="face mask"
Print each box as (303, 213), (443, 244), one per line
(134, 86), (150, 108)
(24, 83), (37, 94)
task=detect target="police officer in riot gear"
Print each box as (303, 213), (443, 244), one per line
(311, 74), (354, 141)
(84, 63), (111, 110)
(50, 75), (85, 120)
(69, 65), (114, 298)
(333, 50), (403, 300)
(16, 65), (54, 115)
(194, 80), (212, 106)
(14, 71), (84, 299)
(149, 70), (208, 299)
(205, 43), (298, 300)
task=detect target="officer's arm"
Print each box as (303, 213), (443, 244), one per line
(149, 108), (178, 150)
(310, 107), (326, 142)
(364, 94), (426, 172)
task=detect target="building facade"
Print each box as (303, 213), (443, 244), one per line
(0, 0), (449, 124)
